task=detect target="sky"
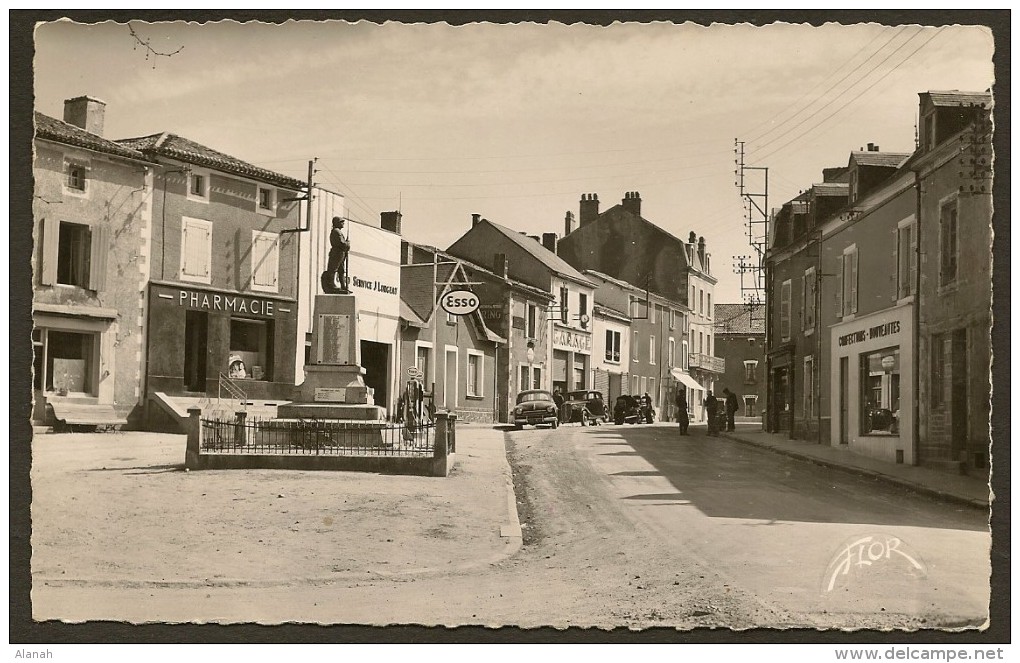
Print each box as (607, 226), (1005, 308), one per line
(32, 18), (994, 303)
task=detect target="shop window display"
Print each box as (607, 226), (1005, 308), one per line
(860, 347), (900, 436)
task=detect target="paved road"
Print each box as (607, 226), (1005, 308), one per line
(33, 423), (989, 629)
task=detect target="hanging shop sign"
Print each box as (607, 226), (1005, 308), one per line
(552, 327), (592, 354)
(440, 289), (480, 316)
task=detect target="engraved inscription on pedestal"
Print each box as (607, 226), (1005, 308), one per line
(314, 387), (347, 402)
(317, 314), (350, 364)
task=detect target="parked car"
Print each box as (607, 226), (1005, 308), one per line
(512, 390), (559, 430)
(613, 395), (642, 425)
(563, 389), (607, 426)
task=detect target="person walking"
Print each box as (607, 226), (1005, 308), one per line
(675, 389), (690, 435)
(552, 387), (565, 424)
(704, 390), (720, 437)
(722, 387), (739, 432)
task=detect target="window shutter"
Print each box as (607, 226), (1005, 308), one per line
(40, 218), (59, 285)
(799, 274), (806, 330)
(89, 225), (109, 291)
(909, 222), (918, 296)
(892, 228), (900, 300)
(850, 250), (859, 314)
(834, 257), (843, 317)
(203, 226), (212, 277)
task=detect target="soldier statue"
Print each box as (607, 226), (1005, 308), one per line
(322, 216), (351, 294)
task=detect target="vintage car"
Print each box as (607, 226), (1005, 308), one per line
(512, 389), (559, 430)
(613, 394), (643, 425)
(563, 389), (607, 426)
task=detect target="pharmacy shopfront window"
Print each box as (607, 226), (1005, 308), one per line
(860, 347), (900, 436)
(230, 318), (273, 381)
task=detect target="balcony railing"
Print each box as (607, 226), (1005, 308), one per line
(688, 353), (725, 374)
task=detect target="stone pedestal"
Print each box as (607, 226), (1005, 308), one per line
(280, 294), (386, 421)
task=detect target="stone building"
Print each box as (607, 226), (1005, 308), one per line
(713, 304), (766, 419)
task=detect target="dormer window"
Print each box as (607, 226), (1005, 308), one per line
(187, 167), (212, 202)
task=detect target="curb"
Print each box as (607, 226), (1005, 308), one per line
(722, 433), (990, 510)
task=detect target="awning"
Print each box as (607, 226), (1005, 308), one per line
(670, 368), (704, 391)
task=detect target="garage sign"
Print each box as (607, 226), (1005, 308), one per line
(440, 289), (480, 316)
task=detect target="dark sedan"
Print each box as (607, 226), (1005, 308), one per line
(512, 390), (559, 430)
(563, 389), (607, 425)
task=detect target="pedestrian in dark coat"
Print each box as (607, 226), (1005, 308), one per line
(722, 387), (739, 432)
(552, 388), (565, 423)
(675, 389), (690, 435)
(704, 391), (720, 436)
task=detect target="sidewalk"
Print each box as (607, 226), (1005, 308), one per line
(720, 426), (991, 509)
(31, 425), (521, 589)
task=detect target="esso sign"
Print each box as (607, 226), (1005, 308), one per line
(440, 290), (480, 316)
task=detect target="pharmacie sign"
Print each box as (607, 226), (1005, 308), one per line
(552, 327), (592, 354)
(837, 320), (901, 348)
(161, 287), (282, 318)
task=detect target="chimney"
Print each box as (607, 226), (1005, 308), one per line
(867, 143), (879, 152)
(579, 193), (600, 227)
(471, 213), (481, 227)
(380, 210), (402, 234)
(564, 210), (576, 236)
(400, 240), (413, 265)
(63, 95), (107, 136)
(542, 232), (558, 254)
(688, 231), (697, 244)
(493, 253), (508, 279)
(697, 236), (706, 266)
(622, 191), (642, 217)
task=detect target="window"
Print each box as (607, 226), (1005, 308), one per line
(519, 365), (529, 392)
(698, 331), (703, 355)
(897, 218), (917, 299)
(56, 222), (91, 287)
(257, 186), (277, 214)
(251, 230), (279, 292)
(446, 309), (456, 325)
(780, 279), (792, 340)
(632, 330), (639, 361)
(559, 286), (569, 324)
(699, 289), (704, 316)
(707, 334), (712, 356)
(940, 200), (958, 286)
(681, 340), (689, 369)
(668, 338), (675, 367)
(579, 293), (588, 328)
(838, 246), (859, 317)
(188, 170), (211, 201)
(230, 318), (272, 381)
(632, 375), (640, 395)
(743, 360), (758, 384)
(743, 395), (758, 417)
(803, 268), (816, 331)
(860, 347), (900, 436)
(804, 355), (815, 419)
(466, 351), (483, 397)
(65, 160), (88, 192)
(526, 303), (537, 338)
(416, 344), (432, 383)
(649, 335), (656, 364)
(532, 367), (542, 390)
(690, 285), (695, 309)
(669, 309), (676, 330)
(42, 330), (96, 394)
(605, 329), (621, 363)
(707, 294), (712, 320)
(181, 217), (212, 283)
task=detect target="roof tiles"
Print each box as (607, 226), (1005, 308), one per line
(34, 112), (152, 162)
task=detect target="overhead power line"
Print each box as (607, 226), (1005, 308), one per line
(748, 26), (927, 158)
(751, 27), (947, 165)
(741, 26), (906, 144)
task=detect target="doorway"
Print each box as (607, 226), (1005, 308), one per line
(360, 340), (390, 410)
(839, 356), (849, 444)
(184, 310), (208, 392)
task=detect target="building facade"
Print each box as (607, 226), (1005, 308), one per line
(713, 304), (766, 419)
(913, 91), (992, 474)
(117, 129), (305, 409)
(556, 192), (714, 421)
(32, 98), (156, 428)
(446, 215), (597, 403)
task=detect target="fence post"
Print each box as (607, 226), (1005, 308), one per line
(433, 411), (449, 476)
(185, 407), (202, 469)
(234, 410), (247, 448)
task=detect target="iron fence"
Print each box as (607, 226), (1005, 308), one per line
(199, 415), (436, 457)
